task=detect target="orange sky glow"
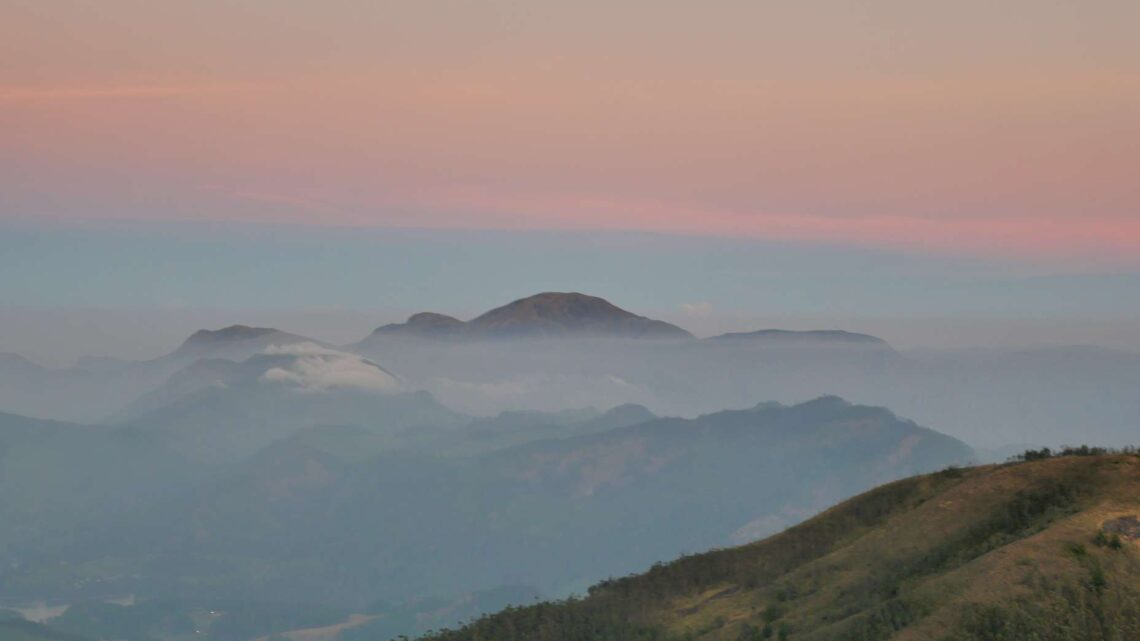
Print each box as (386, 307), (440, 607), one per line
(3, 1), (1138, 261)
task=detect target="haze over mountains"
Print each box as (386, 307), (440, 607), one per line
(2, 291), (868, 422)
(0, 395), (971, 639)
(0, 291), (1137, 640)
(6, 0), (1137, 636)
(2, 291), (1139, 448)
(0, 324), (324, 423)
(351, 293), (1140, 448)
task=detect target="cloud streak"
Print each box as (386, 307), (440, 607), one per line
(0, 83), (259, 103)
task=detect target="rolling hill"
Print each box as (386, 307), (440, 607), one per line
(420, 453), (1140, 641)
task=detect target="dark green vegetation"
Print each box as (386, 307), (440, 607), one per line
(417, 454), (1140, 641)
(1010, 444), (1135, 462)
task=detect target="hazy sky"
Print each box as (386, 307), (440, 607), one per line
(3, 221), (1139, 365)
(2, 2), (1138, 362)
(3, 1), (1138, 257)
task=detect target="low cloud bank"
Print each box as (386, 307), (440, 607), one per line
(261, 342), (401, 392)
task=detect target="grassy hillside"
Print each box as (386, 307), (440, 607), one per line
(420, 454), (1140, 641)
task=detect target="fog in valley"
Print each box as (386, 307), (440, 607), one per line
(1, 291), (1136, 640)
(4, 300), (1137, 449)
(4, 0), (1139, 636)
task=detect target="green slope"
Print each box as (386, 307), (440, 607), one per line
(420, 454), (1140, 641)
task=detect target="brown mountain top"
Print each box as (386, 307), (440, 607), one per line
(370, 292), (693, 340)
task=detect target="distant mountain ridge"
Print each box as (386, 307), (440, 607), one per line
(0, 295), (906, 421)
(708, 328), (891, 347)
(362, 292), (901, 344)
(181, 324), (280, 346)
(167, 324), (320, 359)
(367, 292), (693, 340)
(110, 344), (404, 425)
(0, 323), (329, 422)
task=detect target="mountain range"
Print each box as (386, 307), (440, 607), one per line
(14, 451), (1137, 641)
(0, 292), (889, 422)
(4, 290), (1140, 449)
(0, 397), (972, 640)
(2, 291), (1137, 640)
(709, 328), (890, 346)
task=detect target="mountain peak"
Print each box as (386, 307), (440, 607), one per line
(468, 292), (693, 339)
(170, 325), (306, 359)
(372, 312), (465, 338)
(407, 312), (464, 326)
(365, 292), (693, 341)
(182, 325), (281, 347)
(598, 403), (656, 422)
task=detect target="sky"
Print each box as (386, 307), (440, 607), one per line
(3, 221), (1140, 365)
(2, 1), (1138, 362)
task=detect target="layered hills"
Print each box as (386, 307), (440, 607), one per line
(0, 398), (970, 639)
(11, 290), (1140, 452)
